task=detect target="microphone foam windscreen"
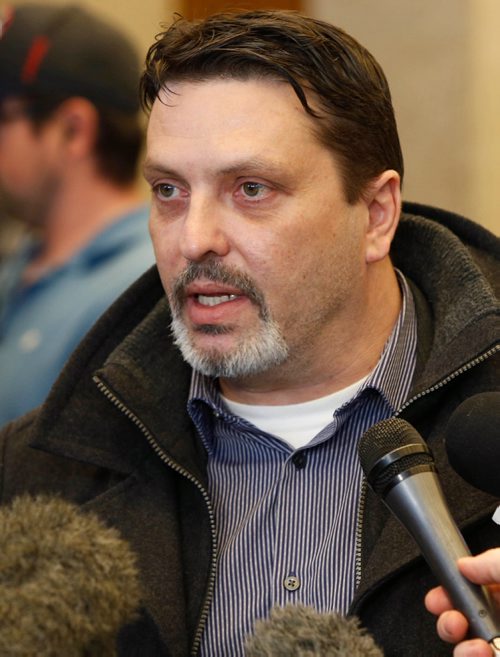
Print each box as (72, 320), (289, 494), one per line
(245, 604), (384, 656)
(0, 495), (141, 657)
(445, 392), (500, 497)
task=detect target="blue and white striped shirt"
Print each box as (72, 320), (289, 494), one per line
(189, 273), (417, 656)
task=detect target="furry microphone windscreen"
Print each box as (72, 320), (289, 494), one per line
(245, 604), (384, 657)
(0, 495), (142, 657)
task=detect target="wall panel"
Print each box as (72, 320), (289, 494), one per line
(181, 1), (303, 20)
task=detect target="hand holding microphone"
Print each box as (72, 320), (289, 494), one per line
(358, 416), (500, 655)
(426, 549), (500, 657)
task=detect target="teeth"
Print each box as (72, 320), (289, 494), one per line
(198, 294), (237, 306)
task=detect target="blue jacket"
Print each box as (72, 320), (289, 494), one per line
(0, 205), (154, 426)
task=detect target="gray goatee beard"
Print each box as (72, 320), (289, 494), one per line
(169, 261), (289, 378)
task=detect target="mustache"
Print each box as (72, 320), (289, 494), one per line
(171, 260), (268, 317)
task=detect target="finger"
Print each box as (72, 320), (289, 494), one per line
(458, 550), (500, 585)
(453, 638), (495, 657)
(435, 609), (469, 644)
(425, 585), (454, 615)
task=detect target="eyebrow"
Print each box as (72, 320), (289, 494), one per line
(143, 157), (289, 182)
(218, 158), (286, 177)
(142, 160), (176, 180)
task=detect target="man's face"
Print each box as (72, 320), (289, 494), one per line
(145, 78), (371, 386)
(0, 97), (62, 226)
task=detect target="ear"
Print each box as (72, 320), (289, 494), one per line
(364, 170), (401, 264)
(53, 97), (99, 159)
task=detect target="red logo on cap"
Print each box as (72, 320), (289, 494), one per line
(22, 35), (51, 84)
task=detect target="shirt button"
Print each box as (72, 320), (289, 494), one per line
(283, 574), (301, 591)
(291, 451), (307, 470)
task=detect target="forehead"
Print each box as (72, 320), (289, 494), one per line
(145, 78), (326, 168)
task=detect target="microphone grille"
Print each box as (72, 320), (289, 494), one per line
(358, 417), (424, 467)
(358, 417), (434, 495)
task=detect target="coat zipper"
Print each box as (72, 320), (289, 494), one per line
(93, 374), (217, 657)
(93, 341), (499, 630)
(354, 343), (500, 591)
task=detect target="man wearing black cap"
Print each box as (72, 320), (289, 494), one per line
(0, 4), (154, 426)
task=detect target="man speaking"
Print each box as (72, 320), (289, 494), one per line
(0, 10), (499, 656)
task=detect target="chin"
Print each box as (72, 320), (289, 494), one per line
(171, 315), (289, 379)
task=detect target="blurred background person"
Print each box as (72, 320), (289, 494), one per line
(0, 3), (154, 426)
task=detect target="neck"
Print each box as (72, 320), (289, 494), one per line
(219, 259), (402, 405)
(24, 173), (143, 283)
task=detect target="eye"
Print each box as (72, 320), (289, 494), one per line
(240, 181), (269, 199)
(153, 183), (181, 200)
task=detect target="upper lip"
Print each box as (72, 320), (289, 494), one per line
(185, 282), (243, 297)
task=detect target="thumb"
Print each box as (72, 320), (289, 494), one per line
(457, 549), (500, 586)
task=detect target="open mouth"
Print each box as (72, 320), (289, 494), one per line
(196, 294), (239, 307)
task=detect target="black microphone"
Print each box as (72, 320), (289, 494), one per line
(245, 604), (384, 656)
(358, 417), (500, 652)
(0, 494), (142, 657)
(445, 392), (500, 498)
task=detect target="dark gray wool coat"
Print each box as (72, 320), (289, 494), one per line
(0, 202), (499, 656)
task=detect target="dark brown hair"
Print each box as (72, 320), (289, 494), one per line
(140, 10), (403, 203)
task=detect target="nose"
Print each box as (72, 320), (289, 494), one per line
(179, 194), (230, 262)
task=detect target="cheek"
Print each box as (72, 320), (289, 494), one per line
(149, 217), (185, 291)
(7, 137), (56, 192)
(1, 153), (36, 191)
(0, 134), (27, 177)
(149, 213), (175, 259)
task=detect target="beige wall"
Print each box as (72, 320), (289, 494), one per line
(468, 0), (500, 234)
(309, 0), (500, 235)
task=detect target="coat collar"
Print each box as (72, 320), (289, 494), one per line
(393, 214), (500, 395)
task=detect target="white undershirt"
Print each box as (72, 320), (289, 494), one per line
(220, 374), (369, 450)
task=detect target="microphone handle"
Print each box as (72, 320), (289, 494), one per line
(384, 470), (500, 651)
